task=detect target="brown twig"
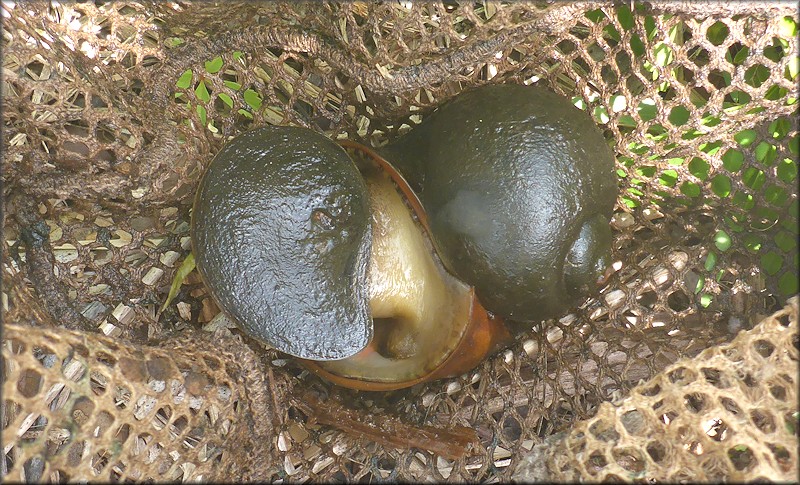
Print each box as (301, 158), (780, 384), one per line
(147, 3), (586, 102)
(12, 199), (96, 331)
(639, 0), (797, 18)
(290, 389), (480, 460)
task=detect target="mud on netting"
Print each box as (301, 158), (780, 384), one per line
(2, 1), (798, 482)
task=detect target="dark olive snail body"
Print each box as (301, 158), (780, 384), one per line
(382, 84), (617, 322)
(192, 84), (617, 390)
(192, 126), (373, 360)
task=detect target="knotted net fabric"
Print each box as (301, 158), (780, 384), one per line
(2, 1), (798, 481)
(513, 297), (797, 482)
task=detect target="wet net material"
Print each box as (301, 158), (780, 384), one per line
(1, 323), (282, 482)
(512, 297), (798, 482)
(2, 1), (798, 482)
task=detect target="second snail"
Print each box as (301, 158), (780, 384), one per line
(191, 84), (618, 391)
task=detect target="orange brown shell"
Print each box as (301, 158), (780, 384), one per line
(299, 140), (514, 391)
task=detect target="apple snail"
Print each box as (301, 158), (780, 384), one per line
(191, 84), (617, 390)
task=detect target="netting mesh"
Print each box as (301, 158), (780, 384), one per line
(2, 1), (798, 482)
(513, 296), (798, 482)
(1, 323), (281, 481)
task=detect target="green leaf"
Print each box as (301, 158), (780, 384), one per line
(769, 118), (791, 139)
(733, 191), (755, 211)
(688, 157), (710, 180)
(711, 174), (731, 197)
(774, 231), (798, 253)
(734, 129), (757, 147)
(627, 187), (644, 197)
(779, 16), (798, 38)
(704, 251), (717, 271)
(629, 34), (645, 57)
(647, 124), (668, 141)
(637, 100), (657, 121)
(668, 105), (690, 126)
(243, 88), (262, 110)
(572, 96), (587, 110)
(754, 207), (778, 232)
(694, 274), (705, 294)
(166, 37), (185, 48)
(755, 142), (776, 165)
(779, 272), (799, 296)
(761, 251), (783, 276)
(724, 215), (744, 233)
(205, 56), (224, 74)
(680, 181), (701, 197)
(765, 84), (788, 101)
(197, 105), (207, 125)
(787, 55), (799, 80)
(714, 230), (732, 252)
(617, 115), (637, 128)
(224, 80), (242, 91)
(777, 158), (797, 183)
(668, 22), (683, 43)
(745, 65), (770, 88)
(585, 9), (606, 23)
(791, 200), (800, 221)
(742, 167), (766, 190)
(218, 93), (234, 108)
(604, 24), (621, 43)
(159, 253), (196, 314)
(616, 4), (634, 30)
(706, 21), (729, 46)
(659, 169), (678, 187)
(621, 196), (639, 208)
(644, 16), (657, 41)
(681, 129), (704, 141)
(728, 89), (751, 106)
(593, 106), (610, 124)
(176, 69), (193, 89)
(195, 80), (211, 102)
(636, 166), (656, 178)
(654, 43), (674, 67)
(765, 186), (788, 206)
(699, 141), (723, 155)
(732, 45), (750, 65)
(722, 149), (744, 172)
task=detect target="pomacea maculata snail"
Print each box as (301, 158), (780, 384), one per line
(192, 84), (617, 391)
(381, 84), (617, 321)
(192, 125), (373, 360)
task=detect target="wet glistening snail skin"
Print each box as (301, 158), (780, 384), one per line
(191, 84), (617, 390)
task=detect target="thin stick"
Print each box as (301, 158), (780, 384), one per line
(291, 390), (480, 460)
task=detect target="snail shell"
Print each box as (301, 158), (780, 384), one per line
(302, 142), (512, 391)
(192, 126), (373, 361)
(381, 84), (617, 321)
(192, 126), (512, 390)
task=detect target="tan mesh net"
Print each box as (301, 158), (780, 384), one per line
(513, 296), (798, 482)
(2, 1), (798, 482)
